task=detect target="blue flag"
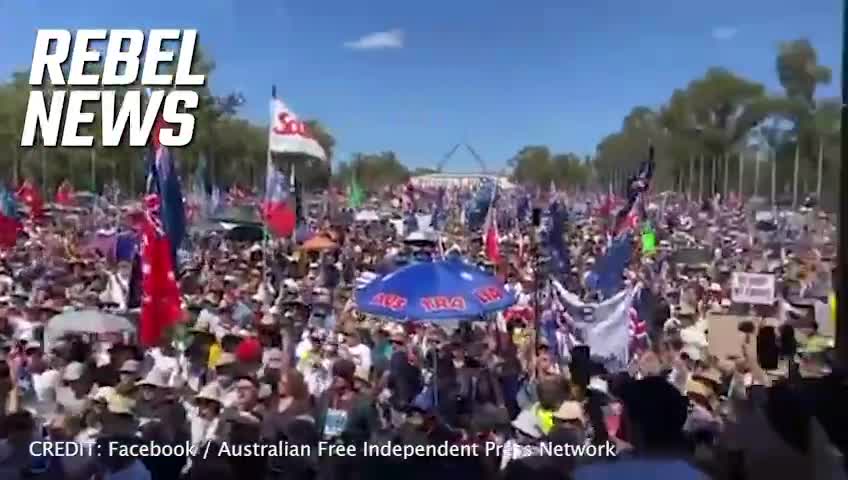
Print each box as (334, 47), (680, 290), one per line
(0, 186), (18, 218)
(586, 234), (633, 299)
(146, 144), (187, 269)
(546, 201), (570, 280)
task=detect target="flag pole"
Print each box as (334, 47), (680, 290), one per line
(263, 86), (275, 301)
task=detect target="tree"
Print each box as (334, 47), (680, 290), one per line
(775, 39), (834, 201)
(334, 152), (409, 191)
(508, 146), (591, 189)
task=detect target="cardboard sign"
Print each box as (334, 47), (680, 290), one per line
(731, 272), (776, 305)
(706, 313), (778, 361)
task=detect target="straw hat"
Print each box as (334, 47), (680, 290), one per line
(195, 383), (223, 405)
(694, 368), (723, 388)
(685, 379), (714, 401)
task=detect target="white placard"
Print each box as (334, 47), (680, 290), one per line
(731, 272), (776, 305)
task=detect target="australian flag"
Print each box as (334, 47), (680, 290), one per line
(146, 118), (187, 270)
(546, 201), (570, 280)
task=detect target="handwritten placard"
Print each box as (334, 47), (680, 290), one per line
(731, 272), (776, 305)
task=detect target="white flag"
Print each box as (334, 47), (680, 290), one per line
(552, 279), (638, 372)
(268, 98), (327, 161)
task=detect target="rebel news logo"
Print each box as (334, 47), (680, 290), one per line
(20, 29), (206, 148)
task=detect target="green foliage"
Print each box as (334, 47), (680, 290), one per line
(334, 152), (409, 192)
(592, 39), (839, 205)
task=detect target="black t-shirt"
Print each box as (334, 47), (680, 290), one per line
(388, 351), (422, 408)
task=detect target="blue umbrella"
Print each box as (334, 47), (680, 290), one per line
(355, 258), (515, 321)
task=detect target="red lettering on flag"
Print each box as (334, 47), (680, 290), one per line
(420, 296), (467, 312)
(475, 286), (503, 304)
(273, 112), (314, 138)
(371, 293), (407, 311)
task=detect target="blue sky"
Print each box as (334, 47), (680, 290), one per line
(0, 0), (842, 171)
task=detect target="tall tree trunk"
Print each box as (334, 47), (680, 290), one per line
(754, 152), (760, 199)
(817, 140), (824, 200)
(738, 152), (744, 196)
(723, 153), (729, 198)
(699, 154), (704, 203)
(711, 156), (717, 197)
(771, 149), (777, 207)
(90, 148), (97, 192)
(689, 155), (695, 199)
(793, 143), (800, 208)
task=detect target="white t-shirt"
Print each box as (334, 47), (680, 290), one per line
(31, 369), (60, 404)
(346, 343), (372, 380)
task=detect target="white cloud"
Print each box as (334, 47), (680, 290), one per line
(712, 26), (738, 41)
(344, 29), (404, 50)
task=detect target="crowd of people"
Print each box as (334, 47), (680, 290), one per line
(0, 184), (845, 480)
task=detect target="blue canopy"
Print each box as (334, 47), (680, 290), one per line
(355, 258), (515, 321)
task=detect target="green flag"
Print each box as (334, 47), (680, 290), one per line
(348, 173), (364, 209)
(641, 222), (656, 254)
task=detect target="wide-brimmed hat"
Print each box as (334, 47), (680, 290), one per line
(693, 368), (723, 389)
(135, 370), (169, 389)
(62, 362), (86, 382)
(195, 383), (223, 405)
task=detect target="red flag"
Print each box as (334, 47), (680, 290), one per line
(56, 180), (75, 206)
(0, 215), (20, 249)
(262, 164), (296, 237)
(139, 194), (183, 347)
(484, 206), (500, 263)
(16, 180), (43, 219)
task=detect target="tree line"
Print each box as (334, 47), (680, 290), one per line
(508, 38), (840, 209)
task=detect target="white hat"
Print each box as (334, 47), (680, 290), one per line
(62, 362), (85, 382)
(588, 376), (609, 396)
(195, 383), (223, 404)
(136, 370), (169, 389)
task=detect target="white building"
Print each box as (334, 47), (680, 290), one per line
(409, 173), (514, 190)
